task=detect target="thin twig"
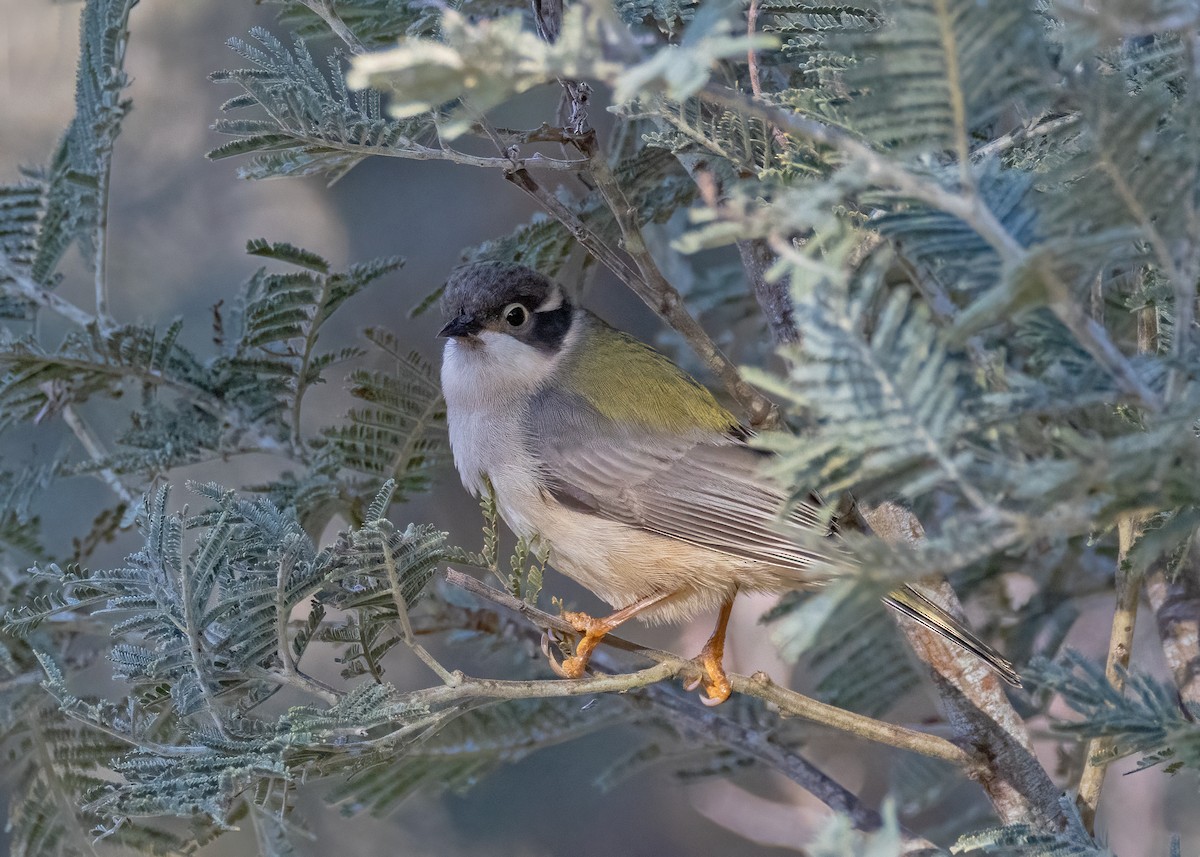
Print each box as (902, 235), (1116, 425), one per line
(275, 554), (340, 705)
(277, 129), (587, 171)
(444, 568), (975, 767)
(0, 249), (97, 328)
(1076, 301), (1156, 831)
(61, 403), (135, 506)
(361, 578), (943, 847)
(1076, 513), (1145, 832)
(970, 113), (1079, 161)
(746, 0), (789, 150)
(581, 139), (779, 427)
(300, 0), (367, 55)
(623, 672), (939, 851)
(380, 530), (461, 686)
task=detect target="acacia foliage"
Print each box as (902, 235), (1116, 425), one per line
(2, 0), (1200, 854)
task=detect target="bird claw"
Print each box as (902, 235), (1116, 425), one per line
(540, 630), (575, 678)
(540, 627), (591, 679)
(687, 652), (732, 706)
(700, 677), (732, 706)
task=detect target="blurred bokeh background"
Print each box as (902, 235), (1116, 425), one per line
(1, 1), (1192, 854)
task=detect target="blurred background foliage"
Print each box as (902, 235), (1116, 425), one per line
(3, 0), (1200, 854)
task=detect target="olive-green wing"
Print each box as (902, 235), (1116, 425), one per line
(525, 386), (833, 576)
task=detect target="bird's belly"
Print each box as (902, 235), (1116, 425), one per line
(505, 491), (788, 624)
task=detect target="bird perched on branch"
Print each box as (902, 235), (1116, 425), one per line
(438, 261), (1020, 704)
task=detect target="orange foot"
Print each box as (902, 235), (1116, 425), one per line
(682, 593), (736, 706)
(543, 610), (611, 679)
(684, 643), (732, 706)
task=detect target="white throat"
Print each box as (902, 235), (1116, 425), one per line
(441, 331), (557, 410)
(441, 329), (564, 497)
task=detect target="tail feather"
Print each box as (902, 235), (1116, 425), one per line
(884, 585), (1022, 688)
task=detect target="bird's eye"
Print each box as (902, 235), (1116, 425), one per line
(503, 303), (529, 327)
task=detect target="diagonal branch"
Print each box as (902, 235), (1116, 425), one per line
(576, 133), (781, 428)
(0, 249), (97, 328)
(1146, 547), (1200, 708)
(858, 501), (1067, 831)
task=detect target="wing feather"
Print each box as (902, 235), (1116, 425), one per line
(526, 387), (831, 576)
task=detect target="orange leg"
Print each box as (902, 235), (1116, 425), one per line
(547, 591), (674, 679)
(684, 589), (737, 706)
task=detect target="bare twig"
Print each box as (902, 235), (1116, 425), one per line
(1076, 513), (1145, 831)
(380, 530), (461, 686)
(437, 571), (943, 849)
(445, 568), (975, 767)
(60, 404), (135, 506)
(275, 554), (340, 705)
(0, 249), (98, 328)
(300, 0), (367, 55)
(970, 113), (1079, 161)
(623, 672), (939, 852)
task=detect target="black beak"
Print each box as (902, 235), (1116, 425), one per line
(438, 316), (482, 338)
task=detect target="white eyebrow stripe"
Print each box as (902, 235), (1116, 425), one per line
(535, 288), (563, 313)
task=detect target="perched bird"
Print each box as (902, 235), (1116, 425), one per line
(438, 261), (1020, 704)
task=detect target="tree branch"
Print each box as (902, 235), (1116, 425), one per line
(438, 571), (942, 849)
(1146, 549), (1200, 708)
(621, 673), (939, 853)
(444, 569), (975, 768)
(1076, 513), (1145, 832)
(859, 502), (1068, 831)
